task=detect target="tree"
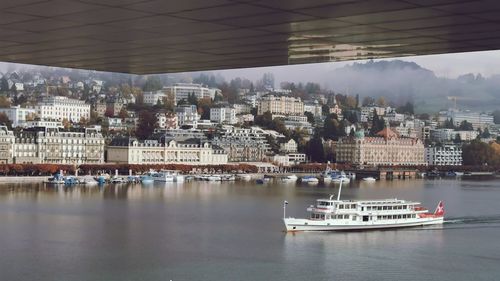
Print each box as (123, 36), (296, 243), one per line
(198, 97), (212, 120)
(396, 102), (414, 115)
(118, 108), (128, 119)
(265, 135), (279, 154)
(0, 113), (12, 129)
(376, 96), (387, 107)
(481, 128), (491, 138)
(0, 77), (9, 92)
(458, 120), (473, 131)
(453, 134), (462, 144)
(345, 96), (357, 109)
(369, 110), (385, 135)
(443, 118), (456, 129)
(0, 96), (11, 108)
(104, 107), (114, 118)
(462, 140), (499, 166)
(187, 92), (198, 106)
(362, 96), (375, 106)
(306, 134), (325, 162)
(142, 76), (162, 92)
(136, 110), (158, 140)
(62, 118), (71, 129)
(304, 111), (315, 124)
(493, 110), (500, 124)
(323, 114), (343, 140)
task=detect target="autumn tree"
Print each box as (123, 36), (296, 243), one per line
(0, 113), (12, 129)
(0, 95), (11, 108)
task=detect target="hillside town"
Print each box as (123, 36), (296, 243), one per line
(0, 68), (499, 173)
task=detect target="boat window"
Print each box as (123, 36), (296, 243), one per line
(351, 204), (356, 209)
(320, 214), (325, 219)
(388, 206), (393, 210)
(403, 205), (407, 209)
(339, 204), (344, 209)
(352, 215), (357, 221)
(378, 206), (382, 210)
(398, 215), (402, 219)
(383, 206), (387, 210)
(362, 216), (369, 222)
(344, 215), (349, 219)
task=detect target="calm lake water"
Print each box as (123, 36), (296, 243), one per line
(1, 178), (500, 281)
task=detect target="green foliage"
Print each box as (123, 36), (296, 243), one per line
(0, 112), (12, 129)
(306, 133), (325, 163)
(396, 102), (414, 115)
(136, 110), (158, 140)
(493, 110), (500, 124)
(265, 135), (280, 154)
(442, 118), (456, 129)
(462, 140), (499, 166)
(369, 110), (385, 136)
(304, 111), (315, 124)
(458, 120), (473, 131)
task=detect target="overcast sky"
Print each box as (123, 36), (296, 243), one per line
(205, 50), (500, 85)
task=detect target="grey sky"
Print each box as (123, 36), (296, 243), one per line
(205, 50), (500, 86)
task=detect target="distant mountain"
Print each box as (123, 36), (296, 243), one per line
(326, 60), (500, 113)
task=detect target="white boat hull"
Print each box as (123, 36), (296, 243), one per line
(284, 217), (443, 232)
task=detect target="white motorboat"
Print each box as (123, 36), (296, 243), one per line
(281, 174), (298, 182)
(79, 175), (99, 185)
(110, 176), (125, 184)
(301, 176), (319, 185)
(362, 177), (377, 182)
(283, 180), (444, 232)
(237, 174), (252, 181)
(331, 175), (350, 183)
(153, 170), (184, 183)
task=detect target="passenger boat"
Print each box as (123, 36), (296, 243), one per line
(283, 180), (444, 232)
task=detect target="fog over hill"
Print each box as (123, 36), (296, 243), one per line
(324, 60), (500, 112)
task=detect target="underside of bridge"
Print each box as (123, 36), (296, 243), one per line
(0, 0), (499, 74)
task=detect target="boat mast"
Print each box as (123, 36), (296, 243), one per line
(337, 179), (343, 201)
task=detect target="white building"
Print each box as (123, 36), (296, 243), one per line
(430, 129), (479, 142)
(143, 90), (167, 105)
(272, 153), (306, 166)
(176, 105), (200, 128)
(0, 125), (15, 163)
(280, 139), (298, 153)
(34, 96), (90, 123)
(425, 145), (462, 166)
(165, 83), (220, 104)
(107, 137), (228, 165)
(258, 95), (304, 115)
(210, 107), (237, 124)
(0, 106), (36, 127)
(12, 126), (104, 164)
(360, 106), (387, 122)
(448, 110), (494, 130)
(304, 101), (322, 117)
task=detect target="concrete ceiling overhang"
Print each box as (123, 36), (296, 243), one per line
(1, 0), (500, 74)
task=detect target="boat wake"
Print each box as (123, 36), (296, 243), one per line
(445, 215), (500, 225)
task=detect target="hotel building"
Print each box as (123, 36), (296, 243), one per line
(257, 95), (304, 115)
(336, 128), (426, 166)
(106, 137), (228, 165)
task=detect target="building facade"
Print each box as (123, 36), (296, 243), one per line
(34, 96), (90, 122)
(107, 137), (228, 165)
(176, 105), (200, 128)
(336, 128), (426, 166)
(258, 95), (304, 115)
(11, 126), (104, 164)
(165, 83), (220, 104)
(212, 127), (270, 162)
(425, 145), (462, 166)
(210, 107), (237, 124)
(0, 125), (15, 163)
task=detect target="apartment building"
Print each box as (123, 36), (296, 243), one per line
(0, 105), (36, 127)
(257, 95), (304, 115)
(210, 106), (237, 124)
(164, 83), (220, 104)
(425, 145), (462, 166)
(34, 96), (90, 122)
